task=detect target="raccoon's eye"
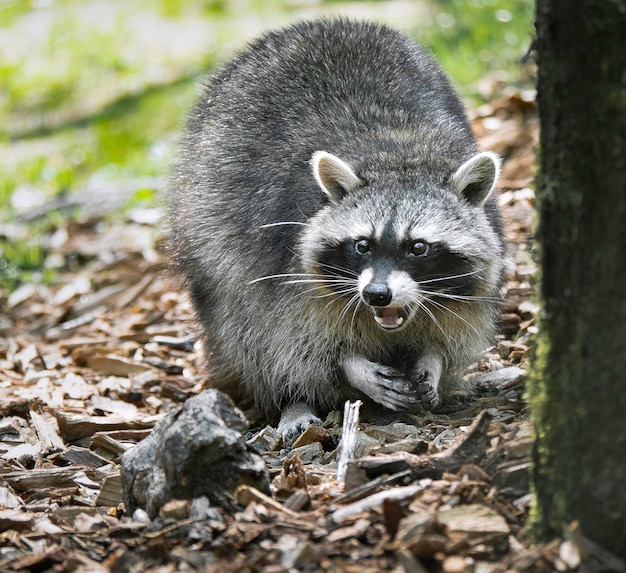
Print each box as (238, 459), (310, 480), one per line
(409, 240), (429, 257)
(354, 239), (371, 254)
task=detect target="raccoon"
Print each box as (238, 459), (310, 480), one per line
(168, 19), (506, 439)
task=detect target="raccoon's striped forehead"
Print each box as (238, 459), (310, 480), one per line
(313, 197), (495, 257)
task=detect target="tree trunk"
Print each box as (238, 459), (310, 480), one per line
(531, 0), (626, 557)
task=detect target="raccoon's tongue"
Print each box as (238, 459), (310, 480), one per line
(373, 307), (404, 329)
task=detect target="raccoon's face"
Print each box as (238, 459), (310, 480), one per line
(304, 209), (486, 332)
(298, 151), (502, 332)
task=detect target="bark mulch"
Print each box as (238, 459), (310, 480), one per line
(1, 90), (621, 572)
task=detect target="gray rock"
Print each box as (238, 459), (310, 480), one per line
(121, 389), (269, 518)
(472, 366), (526, 390)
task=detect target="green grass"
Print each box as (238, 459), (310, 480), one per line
(0, 80), (198, 211)
(0, 0), (534, 292)
(0, 78), (199, 292)
(0, 0), (31, 27)
(0, 234), (54, 293)
(1, 15), (134, 133)
(413, 0), (535, 96)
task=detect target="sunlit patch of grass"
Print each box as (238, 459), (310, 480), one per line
(0, 0), (534, 290)
(0, 77), (196, 290)
(0, 234), (53, 292)
(0, 15), (137, 132)
(156, 0), (229, 18)
(91, 80), (198, 175)
(0, 0), (30, 27)
(0, 79), (197, 218)
(410, 0), (534, 96)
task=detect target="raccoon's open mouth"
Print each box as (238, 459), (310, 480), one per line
(372, 306), (410, 330)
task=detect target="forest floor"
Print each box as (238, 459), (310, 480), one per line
(1, 88), (621, 572)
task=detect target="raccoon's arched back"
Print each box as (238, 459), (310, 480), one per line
(167, 19), (506, 434)
(171, 19), (479, 280)
(190, 19), (474, 156)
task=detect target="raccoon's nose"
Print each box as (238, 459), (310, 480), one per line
(362, 283), (392, 307)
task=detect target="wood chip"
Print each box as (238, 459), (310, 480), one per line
(95, 473), (122, 507)
(0, 487), (23, 509)
(30, 410), (65, 453)
(234, 485), (300, 518)
(85, 354), (153, 376)
(333, 485), (424, 523)
(55, 411), (159, 442)
(327, 518), (370, 542)
(291, 424), (330, 449)
(438, 503), (510, 542)
(55, 446), (111, 468)
(0, 509), (35, 532)
(2, 467), (98, 492)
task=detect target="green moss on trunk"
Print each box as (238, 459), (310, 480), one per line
(530, 0), (626, 557)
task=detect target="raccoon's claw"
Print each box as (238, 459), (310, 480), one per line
(415, 374), (440, 411)
(342, 356), (418, 412)
(277, 402), (322, 443)
(376, 365), (407, 380)
(370, 366), (420, 411)
(410, 351), (443, 411)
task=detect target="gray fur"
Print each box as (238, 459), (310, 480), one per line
(167, 19), (506, 439)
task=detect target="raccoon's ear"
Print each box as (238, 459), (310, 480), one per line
(311, 151), (363, 202)
(450, 151), (501, 206)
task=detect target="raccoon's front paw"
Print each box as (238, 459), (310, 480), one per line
(411, 351), (444, 411)
(414, 370), (440, 411)
(277, 402), (322, 443)
(342, 355), (419, 411)
(368, 365), (420, 411)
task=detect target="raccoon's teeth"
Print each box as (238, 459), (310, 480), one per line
(374, 307), (404, 329)
(374, 315), (404, 327)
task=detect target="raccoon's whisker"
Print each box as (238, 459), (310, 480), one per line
(322, 293), (347, 310)
(316, 261), (360, 278)
(322, 292), (351, 311)
(298, 284), (354, 294)
(439, 293), (505, 303)
(298, 285), (356, 299)
(289, 284), (356, 298)
(418, 289), (504, 304)
(338, 292), (361, 324)
(283, 278), (356, 286)
(250, 272), (340, 285)
(258, 221), (312, 229)
(310, 287), (358, 299)
(321, 291), (360, 315)
(349, 297), (363, 334)
(296, 286), (331, 297)
(417, 269), (484, 286)
(423, 297), (481, 337)
(414, 299), (450, 341)
(249, 272), (318, 284)
(338, 294), (357, 321)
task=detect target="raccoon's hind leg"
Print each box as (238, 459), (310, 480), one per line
(277, 402), (322, 442)
(341, 355), (419, 411)
(409, 350), (444, 411)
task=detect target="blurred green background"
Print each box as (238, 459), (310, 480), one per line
(0, 0), (534, 290)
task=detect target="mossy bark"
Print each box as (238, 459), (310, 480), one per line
(530, 0), (626, 557)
